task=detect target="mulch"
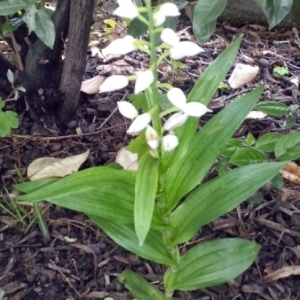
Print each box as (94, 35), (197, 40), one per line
(1, 6), (300, 300)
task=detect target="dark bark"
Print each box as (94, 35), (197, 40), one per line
(58, 0), (96, 124)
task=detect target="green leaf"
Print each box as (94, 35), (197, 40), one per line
(192, 0), (227, 43)
(275, 131), (300, 161)
(270, 173), (284, 189)
(285, 115), (296, 129)
(256, 132), (283, 152)
(127, 14), (148, 38)
(14, 178), (59, 193)
(0, 1), (28, 15)
(163, 86), (264, 211)
(248, 191), (263, 204)
(135, 153), (159, 245)
(164, 238), (260, 291)
(252, 0), (293, 29)
(90, 216), (177, 266)
(167, 161), (287, 246)
(273, 66), (289, 76)
(119, 270), (169, 300)
(245, 132), (255, 146)
(164, 36), (242, 170)
(23, 4), (37, 34)
(34, 9), (55, 49)
(17, 167), (136, 223)
(220, 139), (243, 158)
(127, 131), (149, 159)
(229, 148), (268, 167)
(0, 100), (19, 137)
(255, 101), (288, 117)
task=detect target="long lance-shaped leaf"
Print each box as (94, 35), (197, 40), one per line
(164, 86), (264, 211)
(164, 36), (242, 170)
(167, 161), (287, 247)
(164, 238), (259, 291)
(119, 270), (169, 300)
(90, 215), (177, 266)
(16, 167), (136, 223)
(135, 153), (159, 245)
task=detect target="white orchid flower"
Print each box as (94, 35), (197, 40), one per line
(160, 28), (180, 46)
(157, 3), (180, 17)
(163, 134), (179, 152)
(154, 12), (166, 27)
(135, 70), (154, 94)
(113, 0), (138, 19)
(170, 41), (204, 60)
(99, 75), (128, 93)
(145, 125), (160, 149)
(102, 36), (137, 58)
(117, 101), (138, 120)
(163, 112), (188, 131)
(127, 113), (151, 135)
(163, 88), (212, 130)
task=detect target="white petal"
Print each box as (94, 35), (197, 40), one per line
(154, 12), (166, 27)
(99, 75), (128, 93)
(135, 70), (154, 94)
(170, 41), (204, 60)
(102, 35), (137, 57)
(163, 134), (179, 152)
(145, 125), (160, 149)
(160, 28), (180, 46)
(117, 101), (138, 120)
(127, 113), (151, 135)
(163, 112), (188, 131)
(167, 88), (186, 110)
(158, 3), (180, 17)
(113, 1), (138, 19)
(183, 102), (212, 117)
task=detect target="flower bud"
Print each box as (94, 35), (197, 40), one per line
(167, 88), (187, 110)
(154, 12), (166, 27)
(161, 28), (180, 46)
(135, 70), (154, 94)
(127, 113), (151, 135)
(117, 101), (138, 120)
(113, 0), (138, 19)
(158, 3), (180, 17)
(102, 36), (136, 58)
(145, 125), (160, 149)
(163, 134), (179, 152)
(99, 75), (128, 93)
(170, 41), (204, 60)
(183, 102), (212, 117)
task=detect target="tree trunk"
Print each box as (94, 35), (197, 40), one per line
(58, 0), (96, 124)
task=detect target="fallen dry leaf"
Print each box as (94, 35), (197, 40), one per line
(228, 63), (260, 89)
(280, 163), (300, 184)
(245, 111), (267, 119)
(81, 75), (104, 94)
(27, 150), (89, 181)
(115, 147), (138, 170)
(264, 265), (300, 282)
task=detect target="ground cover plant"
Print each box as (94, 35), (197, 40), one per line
(12, 1), (294, 299)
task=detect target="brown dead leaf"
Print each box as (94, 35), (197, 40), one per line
(27, 150), (89, 181)
(280, 163), (300, 184)
(264, 265), (300, 282)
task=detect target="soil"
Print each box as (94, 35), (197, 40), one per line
(1, 5), (300, 300)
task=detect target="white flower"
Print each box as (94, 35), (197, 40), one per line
(170, 41), (204, 60)
(163, 134), (179, 152)
(183, 102), (211, 117)
(99, 75), (128, 93)
(154, 12), (166, 27)
(163, 112), (188, 131)
(145, 125), (160, 149)
(167, 88), (186, 110)
(127, 113), (151, 135)
(113, 0), (138, 19)
(102, 35), (137, 58)
(117, 101), (138, 120)
(160, 28), (180, 46)
(157, 3), (180, 17)
(135, 70), (154, 94)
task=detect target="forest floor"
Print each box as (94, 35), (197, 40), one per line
(1, 3), (300, 300)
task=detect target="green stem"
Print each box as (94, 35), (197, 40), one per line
(144, 0), (162, 137)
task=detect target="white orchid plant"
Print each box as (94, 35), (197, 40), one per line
(15, 0), (287, 299)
